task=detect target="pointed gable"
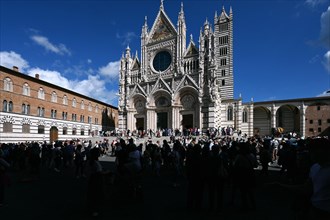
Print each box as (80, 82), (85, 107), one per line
(184, 41), (198, 57)
(151, 77), (172, 94)
(131, 57), (140, 71)
(148, 9), (177, 43)
(130, 84), (147, 98)
(175, 74), (199, 93)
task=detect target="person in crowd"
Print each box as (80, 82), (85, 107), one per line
(232, 142), (258, 212)
(0, 145), (10, 207)
(87, 147), (110, 217)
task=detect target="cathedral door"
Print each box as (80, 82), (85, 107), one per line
(50, 126), (58, 143)
(157, 112), (168, 129)
(136, 118), (144, 131)
(182, 114), (193, 129)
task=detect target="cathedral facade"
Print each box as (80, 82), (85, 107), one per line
(118, 2), (253, 135)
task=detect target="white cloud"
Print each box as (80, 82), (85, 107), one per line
(27, 68), (72, 89)
(0, 51), (30, 71)
(31, 35), (71, 55)
(116, 32), (137, 46)
(99, 60), (120, 79)
(323, 51), (330, 72)
(87, 59), (92, 64)
(1, 50), (118, 106)
(28, 67), (118, 105)
(317, 89), (330, 97)
(305, 0), (327, 7)
(320, 6), (330, 49)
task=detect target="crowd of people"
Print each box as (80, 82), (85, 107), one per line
(0, 132), (329, 219)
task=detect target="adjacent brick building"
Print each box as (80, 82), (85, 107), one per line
(0, 65), (118, 143)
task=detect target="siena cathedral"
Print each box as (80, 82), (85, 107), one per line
(118, 1), (254, 135)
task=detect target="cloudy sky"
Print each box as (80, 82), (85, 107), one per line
(1, 0), (329, 106)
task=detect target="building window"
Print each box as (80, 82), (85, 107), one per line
(22, 124), (30, 133)
(72, 113), (77, 121)
(219, 35), (228, 45)
(317, 106), (320, 110)
(227, 106), (233, 121)
(22, 83), (30, 96)
(309, 128), (314, 132)
(219, 47), (228, 56)
(81, 129), (85, 136)
(88, 116), (92, 123)
(37, 107), (45, 117)
(3, 77), (13, 92)
(51, 91), (57, 103)
(221, 69), (226, 77)
(220, 58), (226, 66)
(318, 127), (321, 132)
(62, 112), (67, 120)
(88, 102), (92, 111)
(318, 119), (322, 126)
(95, 105), (98, 113)
(95, 118), (98, 124)
(3, 100), (13, 112)
(220, 23), (228, 31)
(80, 115), (84, 122)
(327, 119), (330, 123)
(63, 95), (68, 105)
(3, 122), (13, 133)
(38, 125), (45, 134)
(51, 109), (57, 119)
(72, 98), (76, 107)
(309, 120), (313, 124)
(242, 109), (248, 123)
(222, 80), (225, 86)
(22, 104), (30, 115)
(63, 127), (67, 135)
(81, 100), (84, 109)
(72, 128), (77, 135)
(38, 88), (45, 99)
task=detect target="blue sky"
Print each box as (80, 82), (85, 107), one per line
(1, 0), (329, 106)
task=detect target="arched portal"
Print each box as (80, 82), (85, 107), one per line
(50, 126), (58, 143)
(253, 106), (271, 136)
(276, 105), (300, 134)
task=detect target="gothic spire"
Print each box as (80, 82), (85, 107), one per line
(160, 0), (164, 10)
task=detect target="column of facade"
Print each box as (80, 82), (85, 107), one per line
(271, 103), (276, 133)
(300, 102), (306, 137)
(146, 109), (155, 131)
(248, 102), (254, 137)
(236, 100), (242, 131)
(172, 107), (180, 130)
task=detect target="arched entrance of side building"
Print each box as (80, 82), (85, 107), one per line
(276, 105), (300, 135)
(50, 126), (58, 143)
(253, 106), (271, 136)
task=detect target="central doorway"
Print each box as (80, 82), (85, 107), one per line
(136, 118), (144, 131)
(157, 112), (168, 129)
(182, 114), (193, 129)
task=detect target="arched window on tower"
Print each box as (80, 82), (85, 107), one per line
(242, 108), (248, 123)
(227, 106), (233, 121)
